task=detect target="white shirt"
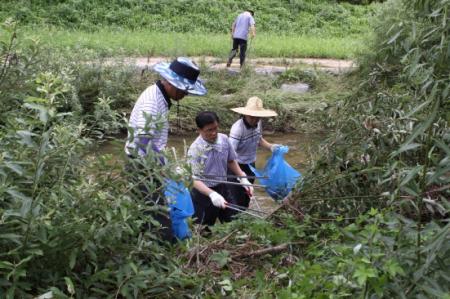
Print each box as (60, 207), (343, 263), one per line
(125, 84), (169, 156)
(229, 118), (262, 164)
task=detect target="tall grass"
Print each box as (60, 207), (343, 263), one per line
(20, 28), (366, 59)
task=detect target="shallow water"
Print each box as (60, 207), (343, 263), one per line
(98, 132), (318, 173)
(97, 132), (319, 214)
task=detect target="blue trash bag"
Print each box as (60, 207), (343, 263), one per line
(164, 179), (194, 240)
(251, 146), (302, 200)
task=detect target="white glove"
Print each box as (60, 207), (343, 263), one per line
(270, 144), (282, 152)
(239, 177), (254, 197)
(209, 191), (227, 209)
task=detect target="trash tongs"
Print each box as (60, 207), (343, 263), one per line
(225, 202), (269, 219)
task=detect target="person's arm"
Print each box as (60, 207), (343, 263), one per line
(250, 25), (256, 38)
(193, 180), (228, 209)
(259, 137), (272, 151)
(228, 160), (254, 196)
(249, 15), (256, 38)
(228, 160), (246, 178)
(135, 107), (166, 156)
(193, 180), (215, 196)
(229, 122), (241, 153)
(188, 144), (228, 209)
(231, 21), (236, 38)
(259, 137), (282, 152)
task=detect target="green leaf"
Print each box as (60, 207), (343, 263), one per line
(129, 262), (138, 274)
(23, 102), (49, 123)
(0, 261), (14, 270)
(384, 260), (405, 277)
(387, 29), (403, 44)
(69, 249), (78, 270)
(433, 138), (450, 157)
(210, 250), (230, 268)
(4, 162), (24, 175)
(400, 165), (423, 187)
(353, 266), (378, 286)
(6, 189), (31, 201)
(20, 197), (32, 218)
(391, 100), (440, 158)
(0, 233), (22, 245)
(64, 277), (75, 295)
(391, 143), (422, 157)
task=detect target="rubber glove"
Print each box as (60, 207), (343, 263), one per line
(239, 177), (254, 197)
(270, 144), (283, 152)
(209, 191), (227, 209)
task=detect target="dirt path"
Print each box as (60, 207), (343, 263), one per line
(109, 56), (355, 75)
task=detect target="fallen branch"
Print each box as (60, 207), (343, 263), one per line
(232, 242), (305, 259)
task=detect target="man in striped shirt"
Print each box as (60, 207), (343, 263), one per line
(228, 96), (282, 210)
(125, 57), (207, 241)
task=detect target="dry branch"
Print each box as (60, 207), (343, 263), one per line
(232, 242), (305, 259)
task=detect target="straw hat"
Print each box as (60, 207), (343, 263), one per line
(231, 96), (278, 117)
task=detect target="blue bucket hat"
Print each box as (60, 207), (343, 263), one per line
(154, 57), (207, 96)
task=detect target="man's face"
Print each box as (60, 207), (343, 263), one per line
(199, 121), (219, 143)
(164, 81), (188, 101)
(244, 115), (260, 127)
(173, 87), (188, 101)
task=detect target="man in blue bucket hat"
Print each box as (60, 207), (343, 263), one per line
(125, 57), (206, 242)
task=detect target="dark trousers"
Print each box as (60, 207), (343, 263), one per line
(227, 38), (248, 67)
(226, 162), (255, 217)
(191, 184), (232, 226)
(126, 158), (174, 243)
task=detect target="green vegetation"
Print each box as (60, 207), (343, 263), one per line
(0, 0), (377, 58)
(200, 0), (449, 296)
(20, 29), (365, 59)
(0, 0), (448, 298)
(1, 0), (375, 36)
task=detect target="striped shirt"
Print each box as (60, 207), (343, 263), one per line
(188, 133), (237, 187)
(229, 119), (262, 164)
(125, 82), (170, 156)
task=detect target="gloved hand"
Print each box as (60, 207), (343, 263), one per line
(270, 144), (282, 152)
(209, 191), (227, 209)
(239, 177), (254, 197)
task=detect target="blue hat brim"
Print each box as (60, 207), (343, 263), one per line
(154, 62), (207, 96)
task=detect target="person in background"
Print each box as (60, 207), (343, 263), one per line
(188, 111), (253, 226)
(125, 57), (207, 241)
(228, 96), (282, 210)
(226, 9), (256, 68)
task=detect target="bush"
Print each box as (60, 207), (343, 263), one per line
(0, 0), (375, 37)
(0, 22), (194, 298)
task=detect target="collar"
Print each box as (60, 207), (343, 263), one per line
(156, 80), (172, 109)
(242, 117), (258, 129)
(200, 134), (224, 152)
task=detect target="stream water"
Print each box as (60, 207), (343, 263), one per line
(97, 132), (320, 215)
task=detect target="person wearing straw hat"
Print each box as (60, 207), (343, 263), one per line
(188, 111), (254, 227)
(125, 57), (206, 242)
(228, 96), (283, 210)
(226, 9), (256, 68)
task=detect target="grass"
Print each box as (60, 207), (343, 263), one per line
(20, 27), (367, 59)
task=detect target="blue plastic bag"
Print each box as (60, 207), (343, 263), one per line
(251, 146), (302, 200)
(164, 179), (194, 240)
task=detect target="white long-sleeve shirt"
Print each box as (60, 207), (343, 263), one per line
(125, 83), (169, 156)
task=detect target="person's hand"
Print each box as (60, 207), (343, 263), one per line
(270, 144), (282, 152)
(239, 177), (254, 197)
(209, 191), (227, 209)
